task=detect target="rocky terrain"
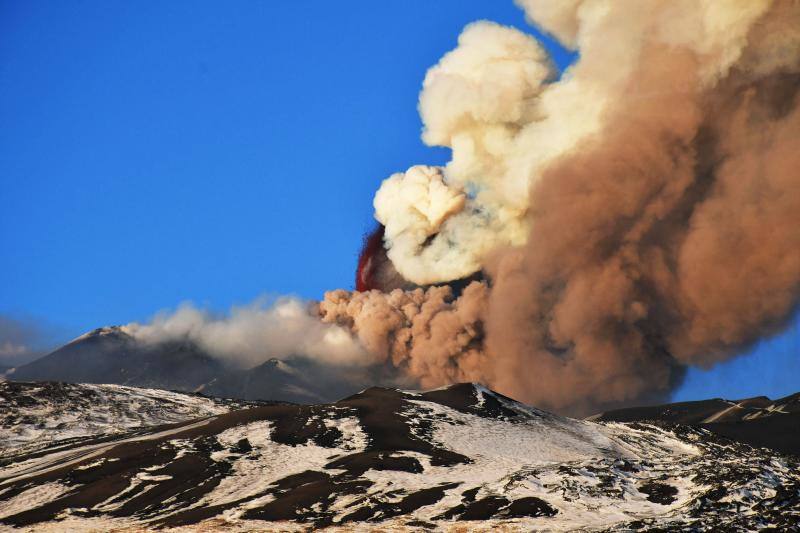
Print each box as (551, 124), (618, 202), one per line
(14, 328), (797, 460)
(0, 383), (798, 531)
(6, 327), (356, 404)
(593, 391), (800, 456)
(0, 382), (268, 459)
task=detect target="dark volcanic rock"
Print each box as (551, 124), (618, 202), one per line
(593, 392), (800, 456)
(1, 383), (799, 531)
(202, 356), (357, 404)
(0, 381), (266, 459)
(638, 481), (679, 505)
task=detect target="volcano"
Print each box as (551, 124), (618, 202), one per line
(1, 382), (798, 531)
(6, 328), (358, 405)
(355, 225), (415, 293)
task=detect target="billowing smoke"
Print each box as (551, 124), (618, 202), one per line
(128, 0), (800, 415)
(125, 298), (369, 369)
(318, 283), (489, 386)
(322, 0), (800, 414)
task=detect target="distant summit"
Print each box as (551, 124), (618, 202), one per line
(9, 326), (225, 393)
(7, 326), (356, 404)
(591, 393), (800, 457)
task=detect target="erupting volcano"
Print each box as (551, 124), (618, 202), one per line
(92, 0), (800, 417)
(356, 225), (483, 294)
(4, 2), (800, 529)
(355, 225), (409, 293)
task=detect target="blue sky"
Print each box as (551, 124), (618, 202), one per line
(1, 0), (797, 401)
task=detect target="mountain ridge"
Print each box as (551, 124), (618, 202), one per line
(1, 382), (798, 531)
(592, 392), (800, 457)
(7, 327), (353, 404)
(7, 326), (800, 461)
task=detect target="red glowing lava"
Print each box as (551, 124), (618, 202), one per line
(356, 226), (386, 292)
(356, 225), (414, 292)
(356, 224), (483, 293)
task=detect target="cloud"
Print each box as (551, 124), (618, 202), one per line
(100, 1), (800, 417)
(0, 315), (56, 367)
(125, 297), (372, 369)
(331, 0), (800, 415)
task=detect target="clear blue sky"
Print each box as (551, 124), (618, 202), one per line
(1, 0), (797, 401)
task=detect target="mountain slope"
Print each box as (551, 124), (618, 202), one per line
(1, 383), (797, 531)
(8, 328), (350, 404)
(202, 357), (357, 404)
(0, 382), (267, 458)
(592, 392), (800, 456)
(8, 327), (225, 392)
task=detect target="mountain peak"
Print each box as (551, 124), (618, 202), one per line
(71, 325), (132, 344)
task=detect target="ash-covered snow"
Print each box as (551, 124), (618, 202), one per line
(0, 383), (797, 531)
(0, 381), (264, 458)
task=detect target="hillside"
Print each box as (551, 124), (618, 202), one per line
(1, 383), (798, 531)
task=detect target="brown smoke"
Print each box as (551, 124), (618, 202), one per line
(319, 282), (490, 388)
(123, 2), (800, 415)
(321, 1), (800, 415)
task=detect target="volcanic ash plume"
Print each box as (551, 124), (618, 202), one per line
(126, 298), (370, 369)
(123, 0), (799, 415)
(318, 282), (489, 387)
(327, 0), (800, 414)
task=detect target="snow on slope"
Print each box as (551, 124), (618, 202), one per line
(592, 390), (800, 457)
(594, 391), (800, 425)
(0, 381), (264, 458)
(0, 383), (798, 531)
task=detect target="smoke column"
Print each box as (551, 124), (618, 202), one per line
(130, 0), (800, 415)
(321, 0), (800, 414)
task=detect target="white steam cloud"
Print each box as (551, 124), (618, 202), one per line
(126, 298), (370, 369)
(375, 0), (784, 286)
